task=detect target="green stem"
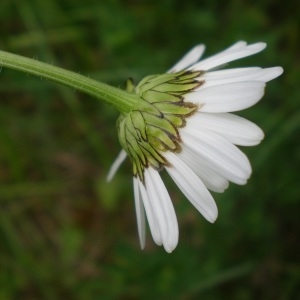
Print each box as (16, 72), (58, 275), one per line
(0, 50), (139, 113)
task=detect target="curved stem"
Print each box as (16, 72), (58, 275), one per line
(0, 50), (138, 113)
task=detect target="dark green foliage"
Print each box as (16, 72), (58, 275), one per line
(0, 0), (299, 299)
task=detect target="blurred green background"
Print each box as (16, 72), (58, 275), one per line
(0, 0), (299, 299)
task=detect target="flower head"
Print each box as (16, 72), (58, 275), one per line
(108, 41), (283, 252)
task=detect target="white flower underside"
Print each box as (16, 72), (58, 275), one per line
(108, 41), (283, 252)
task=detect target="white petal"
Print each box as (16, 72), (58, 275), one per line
(165, 152), (218, 223)
(198, 67), (284, 90)
(178, 146), (229, 193)
(188, 113), (264, 146)
(182, 127), (252, 185)
(224, 41), (247, 50)
(189, 42), (266, 71)
(144, 168), (179, 253)
(106, 150), (127, 182)
(138, 178), (162, 246)
(185, 81), (266, 113)
(168, 44), (206, 73)
(133, 177), (146, 249)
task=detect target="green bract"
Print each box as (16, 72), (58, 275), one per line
(117, 70), (204, 181)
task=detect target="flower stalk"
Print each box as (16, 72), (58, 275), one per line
(0, 50), (139, 113)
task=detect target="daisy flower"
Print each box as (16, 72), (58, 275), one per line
(107, 41), (283, 253)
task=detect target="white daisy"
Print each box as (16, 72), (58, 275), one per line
(107, 41), (283, 253)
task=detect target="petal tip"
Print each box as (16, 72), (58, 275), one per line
(254, 42), (267, 51)
(207, 210), (218, 223)
(164, 245), (176, 253)
(274, 66), (284, 76)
